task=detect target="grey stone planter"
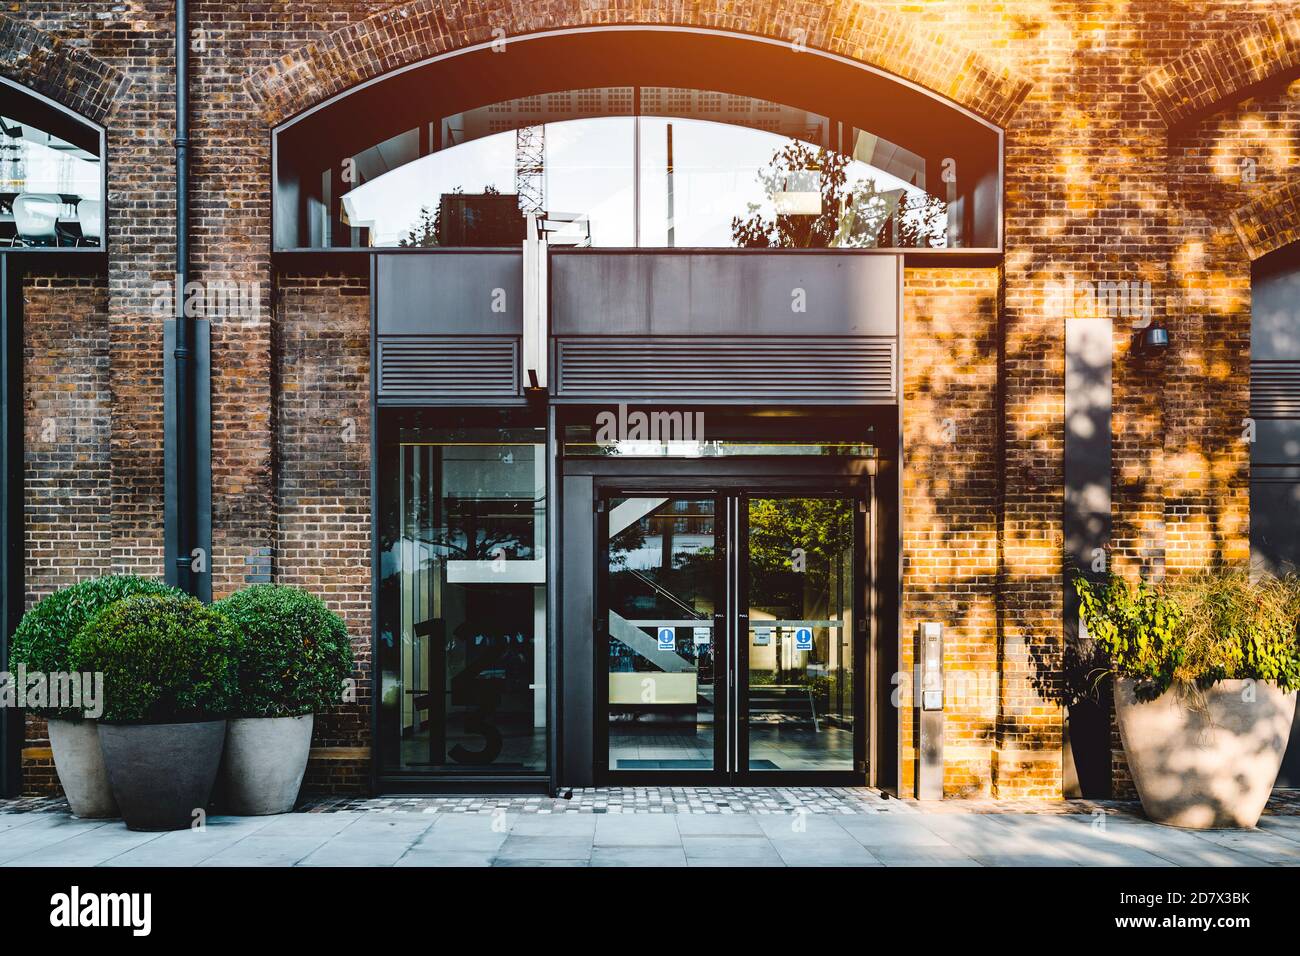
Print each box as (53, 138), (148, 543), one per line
(1116, 677), (1296, 829)
(98, 720), (227, 831)
(219, 714), (314, 815)
(47, 719), (118, 819)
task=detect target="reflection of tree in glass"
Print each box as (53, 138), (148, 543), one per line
(398, 205), (438, 247)
(747, 498), (852, 600)
(747, 499), (852, 688)
(730, 141), (947, 249)
(418, 497), (538, 561)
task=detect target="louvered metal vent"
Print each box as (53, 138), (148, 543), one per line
(555, 337), (896, 403)
(1252, 361), (1300, 418)
(378, 337), (519, 399)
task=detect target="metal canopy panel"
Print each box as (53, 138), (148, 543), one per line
(376, 252), (523, 335)
(555, 336), (896, 403)
(550, 251), (900, 337)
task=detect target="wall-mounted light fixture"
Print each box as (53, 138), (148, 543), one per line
(1131, 323), (1170, 356)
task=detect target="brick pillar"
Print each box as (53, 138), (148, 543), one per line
(275, 274), (372, 793)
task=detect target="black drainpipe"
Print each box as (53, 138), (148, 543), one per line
(172, 0), (196, 596)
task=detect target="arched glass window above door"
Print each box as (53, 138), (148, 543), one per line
(273, 31), (1002, 252)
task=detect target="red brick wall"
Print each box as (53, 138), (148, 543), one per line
(19, 276), (113, 796)
(7, 0), (1299, 799)
(902, 268), (1002, 797)
(274, 275), (372, 788)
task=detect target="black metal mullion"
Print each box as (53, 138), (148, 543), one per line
(0, 255), (20, 797)
(734, 492), (750, 781)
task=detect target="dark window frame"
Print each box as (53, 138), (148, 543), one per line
(0, 76), (108, 255)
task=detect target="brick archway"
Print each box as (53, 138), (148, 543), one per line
(0, 13), (128, 123)
(1231, 179), (1300, 261)
(1141, 9), (1300, 127)
(243, 1), (1031, 127)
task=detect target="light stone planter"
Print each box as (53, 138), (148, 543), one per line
(1116, 677), (1296, 829)
(47, 719), (118, 819)
(98, 720), (227, 831)
(219, 714), (314, 815)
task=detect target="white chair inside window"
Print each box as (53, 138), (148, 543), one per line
(10, 193), (61, 246)
(76, 198), (103, 246)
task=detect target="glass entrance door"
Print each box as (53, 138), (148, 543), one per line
(598, 489), (866, 782)
(602, 495), (724, 774)
(740, 496), (858, 773)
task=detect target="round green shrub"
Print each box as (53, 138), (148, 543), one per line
(214, 585), (354, 718)
(8, 575), (183, 719)
(68, 594), (240, 724)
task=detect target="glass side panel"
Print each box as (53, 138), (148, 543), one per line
(746, 497), (855, 771)
(378, 430), (547, 772)
(606, 497), (717, 771)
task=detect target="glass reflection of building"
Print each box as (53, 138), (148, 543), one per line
(292, 86), (964, 251)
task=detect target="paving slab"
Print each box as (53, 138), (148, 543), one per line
(298, 839), (415, 866)
(99, 827), (260, 867)
(674, 814), (764, 836)
(836, 816), (958, 849)
(590, 846), (690, 866)
(0, 818), (115, 864)
(4, 826), (165, 867)
(870, 844), (983, 867)
(394, 848), (496, 867)
(197, 835), (331, 867)
(771, 839), (882, 867)
(325, 815), (435, 844)
(682, 835), (784, 866)
(594, 814), (682, 847)
(494, 835), (594, 862)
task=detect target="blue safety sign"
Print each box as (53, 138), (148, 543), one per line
(657, 626), (676, 651)
(794, 627), (814, 651)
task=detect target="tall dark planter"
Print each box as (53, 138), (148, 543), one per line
(98, 720), (227, 831)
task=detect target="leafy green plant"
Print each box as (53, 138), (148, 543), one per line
(1164, 571), (1300, 691)
(1074, 571), (1300, 699)
(8, 575), (182, 719)
(68, 594), (239, 723)
(214, 585), (354, 718)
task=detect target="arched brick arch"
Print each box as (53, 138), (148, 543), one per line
(1230, 179), (1300, 261)
(0, 13), (128, 123)
(1141, 9), (1300, 127)
(243, 0), (1032, 127)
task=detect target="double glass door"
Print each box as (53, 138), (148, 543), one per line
(598, 488), (867, 782)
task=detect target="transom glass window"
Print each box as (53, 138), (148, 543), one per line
(279, 85), (993, 250)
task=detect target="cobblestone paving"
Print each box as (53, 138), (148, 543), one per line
(4, 788), (1298, 818)
(298, 786), (916, 815)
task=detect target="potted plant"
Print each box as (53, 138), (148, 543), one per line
(214, 585), (353, 815)
(68, 593), (239, 831)
(7, 575), (181, 818)
(1076, 570), (1300, 828)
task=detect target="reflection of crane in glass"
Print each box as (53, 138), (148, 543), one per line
(514, 125), (545, 215)
(515, 123), (592, 246)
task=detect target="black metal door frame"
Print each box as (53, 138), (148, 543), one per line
(732, 487), (870, 786)
(593, 474), (871, 786)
